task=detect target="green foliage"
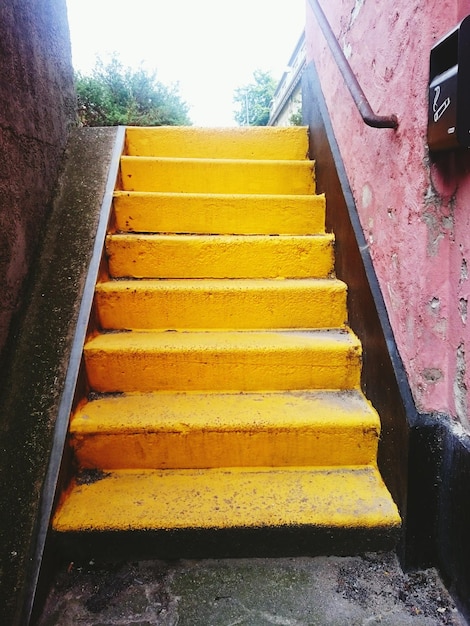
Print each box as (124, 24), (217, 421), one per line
(75, 55), (191, 127)
(233, 70), (277, 126)
(289, 108), (303, 126)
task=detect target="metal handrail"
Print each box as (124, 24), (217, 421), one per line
(307, 0), (398, 129)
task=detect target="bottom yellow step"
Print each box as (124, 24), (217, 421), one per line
(53, 466), (400, 533)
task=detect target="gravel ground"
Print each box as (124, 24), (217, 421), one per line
(37, 552), (467, 626)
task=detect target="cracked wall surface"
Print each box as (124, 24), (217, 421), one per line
(305, 0), (470, 429)
(0, 0), (76, 366)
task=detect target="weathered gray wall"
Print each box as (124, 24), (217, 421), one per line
(0, 127), (119, 626)
(0, 0), (76, 365)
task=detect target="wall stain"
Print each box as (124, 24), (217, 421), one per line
(422, 183), (455, 256)
(460, 256), (468, 284)
(422, 368), (443, 383)
(454, 342), (468, 428)
(459, 298), (468, 325)
(350, 0), (366, 26)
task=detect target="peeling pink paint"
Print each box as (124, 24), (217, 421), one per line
(305, 0), (470, 428)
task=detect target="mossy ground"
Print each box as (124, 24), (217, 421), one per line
(37, 553), (465, 626)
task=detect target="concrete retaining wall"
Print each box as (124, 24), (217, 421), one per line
(0, 0), (76, 365)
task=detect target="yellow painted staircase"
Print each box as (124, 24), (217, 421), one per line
(52, 126), (400, 557)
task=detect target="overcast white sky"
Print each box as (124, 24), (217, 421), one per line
(65, 0), (306, 126)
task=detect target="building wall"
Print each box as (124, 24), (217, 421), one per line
(271, 86), (302, 127)
(0, 0), (76, 364)
(305, 0), (470, 429)
(269, 33), (306, 126)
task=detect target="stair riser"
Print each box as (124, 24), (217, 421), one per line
(106, 234), (335, 279)
(125, 126), (310, 160)
(84, 343), (362, 392)
(52, 527), (401, 561)
(113, 192), (326, 235)
(71, 428), (379, 469)
(120, 157), (316, 195)
(94, 281), (347, 330)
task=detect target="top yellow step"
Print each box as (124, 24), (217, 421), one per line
(125, 126), (310, 160)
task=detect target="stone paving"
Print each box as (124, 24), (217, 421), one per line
(37, 552), (467, 626)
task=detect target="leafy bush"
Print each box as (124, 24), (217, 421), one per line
(75, 55), (191, 127)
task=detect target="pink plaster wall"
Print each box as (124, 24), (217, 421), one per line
(305, 0), (470, 427)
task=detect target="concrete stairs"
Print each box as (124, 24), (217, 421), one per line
(52, 126), (400, 557)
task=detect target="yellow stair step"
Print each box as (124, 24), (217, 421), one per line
(70, 390), (380, 469)
(124, 126), (310, 160)
(120, 156), (315, 195)
(105, 233), (334, 279)
(51, 126), (402, 559)
(52, 466), (401, 533)
(94, 278), (347, 331)
(83, 328), (362, 393)
(112, 191), (326, 235)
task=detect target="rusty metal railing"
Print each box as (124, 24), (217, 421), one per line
(307, 0), (398, 129)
